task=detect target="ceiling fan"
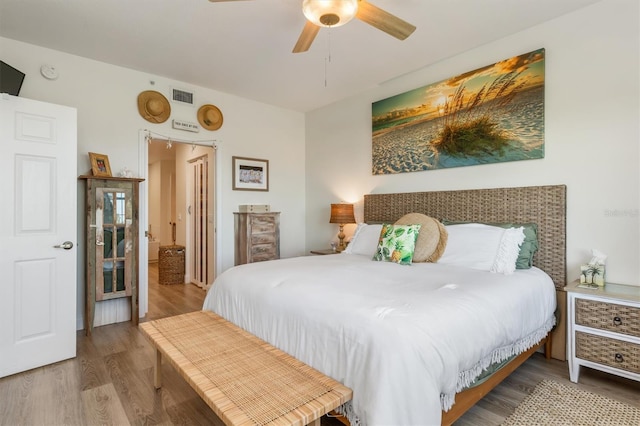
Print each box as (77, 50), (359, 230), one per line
(209, 0), (416, 53)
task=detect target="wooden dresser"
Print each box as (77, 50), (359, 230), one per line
(234, 212), (280, 265)
(566, 280), (640, 383)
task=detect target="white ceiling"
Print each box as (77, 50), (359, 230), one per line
(1, 0), (601, 112)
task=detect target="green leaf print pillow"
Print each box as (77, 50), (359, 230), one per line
(372, 224), (421, 265)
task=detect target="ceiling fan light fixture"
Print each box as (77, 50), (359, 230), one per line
(302, 0), (358, 28)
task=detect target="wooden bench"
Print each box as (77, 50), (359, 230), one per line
(139, 310), (352, 426)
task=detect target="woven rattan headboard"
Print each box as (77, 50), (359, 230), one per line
(364, 185), (566, 290)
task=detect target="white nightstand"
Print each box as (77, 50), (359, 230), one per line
(565, 280), (640, 383)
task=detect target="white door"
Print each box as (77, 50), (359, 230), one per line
(0, 94), (78, 378)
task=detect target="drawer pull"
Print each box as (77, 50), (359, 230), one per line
(614, 353), (624, 363)
(613, 316), (622, 326)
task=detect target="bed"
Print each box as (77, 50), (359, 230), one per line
(203, 185), (566, 426)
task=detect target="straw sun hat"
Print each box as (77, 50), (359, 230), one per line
(137, 90), (171, 123)
(197, 104), (224, 131)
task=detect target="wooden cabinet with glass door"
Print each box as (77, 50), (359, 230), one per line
(79, 175), (144, 336)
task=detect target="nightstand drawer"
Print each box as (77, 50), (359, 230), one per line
(575, 298), (640, 338)
(576, 331), (640, 374)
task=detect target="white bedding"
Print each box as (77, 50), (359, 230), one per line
(203, 254), (556, 426)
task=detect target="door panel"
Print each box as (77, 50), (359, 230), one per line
(15, 258), (55, 339)
(15, 111), (57, 143)
(0, 94), (77, 378)
(15, 155), (55, 232)
(96, 187), (133, 301)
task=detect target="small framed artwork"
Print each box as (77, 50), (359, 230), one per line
(89, 152), (112, 177)
(232, 156), (269, 191)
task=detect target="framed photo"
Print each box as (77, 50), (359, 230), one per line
(89, 152), (112, 177)
(232, 156), (269, 191)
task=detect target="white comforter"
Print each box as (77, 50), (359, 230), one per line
(203, 254), (556, 426)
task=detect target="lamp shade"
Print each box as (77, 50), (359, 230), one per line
(302, 0), (358, 27)
(329, 203), (356, 224)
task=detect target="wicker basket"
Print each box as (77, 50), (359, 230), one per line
(158, 245), (185, 285)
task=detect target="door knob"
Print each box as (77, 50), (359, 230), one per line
(53, 241), (74, 250)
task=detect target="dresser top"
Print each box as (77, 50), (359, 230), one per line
(565, 280), (640, 303)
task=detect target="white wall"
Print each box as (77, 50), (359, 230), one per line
(2, 37), (307, 328)
(147, 158), (176, 247)
(305, 0), (640, 286)
(159, 159), (176, 246)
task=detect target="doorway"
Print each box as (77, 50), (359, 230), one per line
(141, 137), (217, 315)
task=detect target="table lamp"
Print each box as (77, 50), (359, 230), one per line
(329, 203), (356, 252)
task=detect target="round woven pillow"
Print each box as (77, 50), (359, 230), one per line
(394, 213), (448, 262)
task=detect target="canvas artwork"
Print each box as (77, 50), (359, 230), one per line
(372, 48), (545, 174)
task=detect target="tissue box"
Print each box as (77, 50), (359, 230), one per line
(580, 263), (605, 286)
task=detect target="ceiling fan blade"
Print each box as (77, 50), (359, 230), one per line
(356, 1), (416, 40)
(292, 21), (320, 53)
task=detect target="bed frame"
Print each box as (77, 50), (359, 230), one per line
(363, 184), (567, 425)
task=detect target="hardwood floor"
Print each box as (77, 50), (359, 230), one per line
(1, 265), (638, 425)
(145, 262), (206, 321)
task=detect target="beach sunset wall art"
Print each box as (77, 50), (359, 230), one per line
(372, 48), (545, 175)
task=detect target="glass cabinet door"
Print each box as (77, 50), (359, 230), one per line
(96, 187), (132, 301)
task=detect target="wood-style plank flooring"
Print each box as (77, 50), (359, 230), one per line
(1, 263), (638, 425)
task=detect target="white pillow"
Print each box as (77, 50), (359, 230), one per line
(438, 223), (524, 274)
(491, 226), (526, 274)
(342, 223), (383, 257)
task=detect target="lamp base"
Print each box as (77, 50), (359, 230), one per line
(337, 224), (346, 252)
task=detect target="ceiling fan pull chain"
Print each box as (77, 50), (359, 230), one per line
(324, 29), (332, 87)
(327, 28), (332, 63)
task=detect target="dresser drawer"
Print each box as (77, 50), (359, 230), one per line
(250, 215), (277, 229)
(250, 244), (277, 262)
(575, 331), (640, 374)
(575, 298), (640, 338)
(251, 232), (276, 245)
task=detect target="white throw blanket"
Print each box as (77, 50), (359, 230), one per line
(203, 254), (556, 426)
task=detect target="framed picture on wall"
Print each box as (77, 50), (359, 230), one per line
(89, 152), (112, 177)
(232, 156), (269, 191)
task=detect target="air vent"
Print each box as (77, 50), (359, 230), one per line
(172, 88), (194, 106)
